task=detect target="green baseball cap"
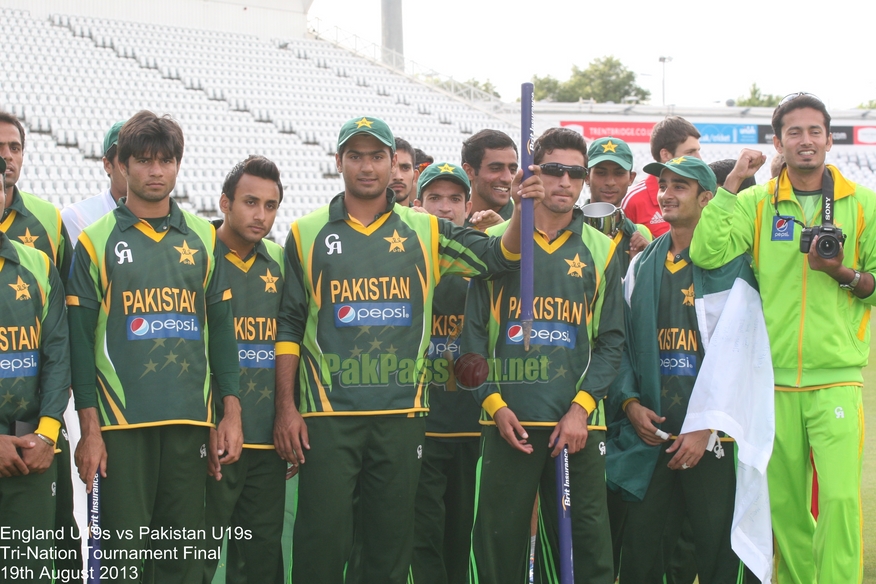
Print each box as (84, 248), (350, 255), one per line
(103, 120), (126, 156)
(644, 156), (717, 194)
(337, 116), (395, 152)
(588, 137), (633, 171)
(417, 162), (471, 199)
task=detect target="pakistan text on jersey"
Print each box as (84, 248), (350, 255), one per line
(329, 277), (411, 303)
(0, 323), (39, 351)
(122, 288), (198, 315)
(657, 327), (699, 352)
(507, 296), (584, 326)
(314, 353), (550, 386)
(234, 317), (276, 342)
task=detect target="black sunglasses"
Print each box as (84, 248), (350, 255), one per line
(540, 163), (586, 180)
(779, 92), (822, 105)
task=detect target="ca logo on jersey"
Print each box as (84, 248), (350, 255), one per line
(115, 241), (133, 264)
(325, 234), (342, 255)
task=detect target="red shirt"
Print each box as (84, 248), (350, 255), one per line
(621, 174), (669, 238)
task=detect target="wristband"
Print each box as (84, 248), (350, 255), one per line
(34, 433), (55, 447)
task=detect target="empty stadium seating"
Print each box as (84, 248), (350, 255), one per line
(2, 6), (875, 241)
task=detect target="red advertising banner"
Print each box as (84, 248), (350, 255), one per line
(854, 126), (876, 145)
(561, 121), (656, 143)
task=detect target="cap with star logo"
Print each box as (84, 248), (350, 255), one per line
(103, 120), (127, 156)
(587, 137), (633, 171)
(337, 116), (395, 152)
(644, 156), (717, 194)
(417, 162), (471, 199)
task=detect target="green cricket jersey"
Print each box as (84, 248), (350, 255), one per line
(612, 217), (652, 275)
(277, 191), (518, 417)
(464, 200), (514, 229)
(461, 208), (625, 428)
(66, 199), (232, 429)
(656, 249), (703, 436)
(213, 225), (285, 447)
(1, 188), (73, 280)
(0, 231), (70, 441)
(424, 275), (482, 438)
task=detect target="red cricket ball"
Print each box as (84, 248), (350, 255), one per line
(454, 353), (490, 389)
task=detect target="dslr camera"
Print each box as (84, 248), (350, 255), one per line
(800, 223), (845, 259)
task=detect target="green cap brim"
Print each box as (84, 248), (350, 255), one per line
(588, 153), (633, 171)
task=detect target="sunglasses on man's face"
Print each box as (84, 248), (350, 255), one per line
(539, 163), (587, 180)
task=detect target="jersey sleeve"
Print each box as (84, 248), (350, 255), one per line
(636, 224), (653, 242)
(437, 218), (518, 280)
(57, 219), (73, 284)
(690, 187), (758, 269)
(276, 226), (308, 355)
(64, 231), (102, 310)
(38, 262), (71, 429)
(459, 278), (504, 417)
(576, 250), (625, 409)
(205, 245), (232, 305)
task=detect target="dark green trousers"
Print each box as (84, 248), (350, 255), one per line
(470, 427), (613, 584)
(411, 437), (479, 584)
(292, 416), (425, 584)
(0, 456), (57, 583)
(204, 448), (286, 584)
(101, 425), (210, 584)
(619, 446), (752, 584)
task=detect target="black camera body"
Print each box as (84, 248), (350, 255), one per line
(800, 224), (845, 259)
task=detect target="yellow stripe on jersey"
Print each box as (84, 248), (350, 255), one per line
(307, 357), (333, 412)
(345, 212), (391, 236)
(224, 251), (257, 273)
(534, 230), (572, 254)
(276, 342), (300, 356)
(132, 220), (169, 243)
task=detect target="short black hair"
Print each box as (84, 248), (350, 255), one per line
(395, 137), (415, 162)
(414, 148), (433, 168)
(709, 158), (756, 191)
(650, 116), (700, 162)
(222, 155), (284, 203)
(461, 130), (517, 172)
(0, 111), (25, 151)
(771, 94), (831, 139)
(118, 110), (184, 165)
(533, 128), (588, 166)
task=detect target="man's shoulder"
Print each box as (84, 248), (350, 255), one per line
(18, 190), (61, 218)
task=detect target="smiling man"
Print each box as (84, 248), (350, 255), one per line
(274, 115), (543, 584)
(608, 156), (761, 583)
(691, 93), (876, 584)
(462, 129), (518, 230)
(462, 127), (624, 584)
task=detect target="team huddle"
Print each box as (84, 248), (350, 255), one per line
(0, 92), (872, 584)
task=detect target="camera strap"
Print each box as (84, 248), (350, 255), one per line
(773, 167), (835, 225)
(821, 168), (836, 225)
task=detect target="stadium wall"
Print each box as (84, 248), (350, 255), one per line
(1, 0), (312, 38)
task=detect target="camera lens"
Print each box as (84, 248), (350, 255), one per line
(817, 235), (840, 259)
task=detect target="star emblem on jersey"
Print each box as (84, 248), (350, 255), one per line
(438, 163), (456, 173)
(384, 230), (407, 253)
(565, 254), (586, 277)
(17, 228), (39, 247)
(601, 140), (618, 153)
(355, 117), (373, 129)
(682, 283), (695, 306)
(174, 240), (199, 265)
(9, 276), (30, 300)
(260, 268), (279, 293)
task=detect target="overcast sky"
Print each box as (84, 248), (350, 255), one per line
(309, 0), (876, 111)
